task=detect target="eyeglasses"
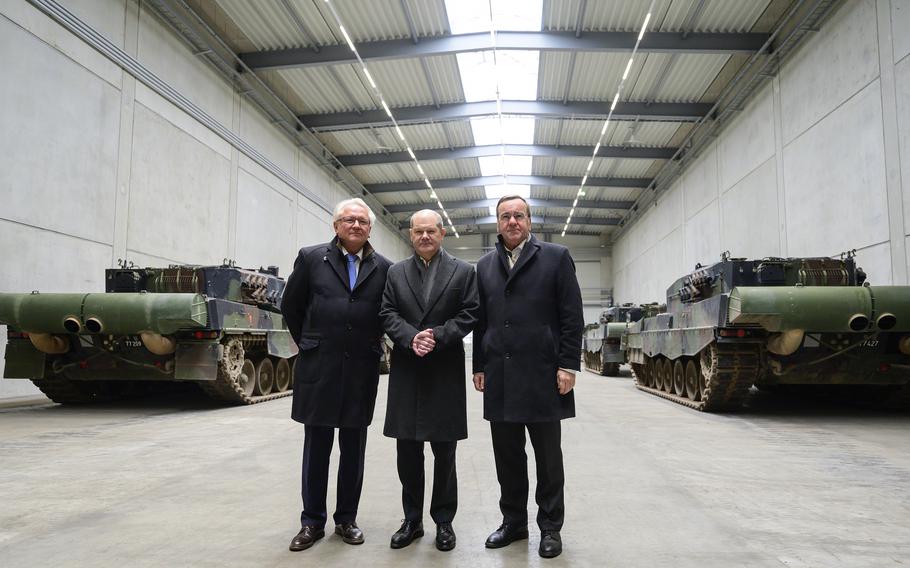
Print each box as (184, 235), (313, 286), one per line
(338, 216), (371, 226)
(499, 213), (527, 222)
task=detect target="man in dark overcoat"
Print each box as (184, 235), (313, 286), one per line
(472, 195), (584, 559)
(380, 209), (479, 552)
(281, 197), (392, 552)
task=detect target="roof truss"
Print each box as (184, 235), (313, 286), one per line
(385, 197), (634, 213)
(304, 100), (711, 130)
(240, 30), (770, 71)
(365, 175), (651, 193)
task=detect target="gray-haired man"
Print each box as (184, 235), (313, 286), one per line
(281, 198), (392, 551)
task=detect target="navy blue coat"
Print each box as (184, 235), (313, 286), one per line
(281, 237), (392, 427)
(472, 234), (584, 423)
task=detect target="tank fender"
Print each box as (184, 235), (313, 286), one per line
(268, 330), (299, 359)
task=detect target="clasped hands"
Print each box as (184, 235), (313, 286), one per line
(411, 329), (435, 357)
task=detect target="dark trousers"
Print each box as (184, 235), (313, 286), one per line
(397, 439), (458, 524)
(490, 420), (564, 531)
(300, 424), (368, 528)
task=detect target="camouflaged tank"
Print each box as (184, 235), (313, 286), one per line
(0, 263), (298, 405)
(582, 304), (656, 376)
(623, 252), (910, 411)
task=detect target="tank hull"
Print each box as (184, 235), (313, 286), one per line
(623, 257), (910, 411)
(0, 266), (300, 405)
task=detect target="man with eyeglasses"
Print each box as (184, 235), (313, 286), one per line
(379, 209), (479, 552)
(281, 197), (392, 552)
(472, 195), (584, 559)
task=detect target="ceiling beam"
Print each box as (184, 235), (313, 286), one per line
(385, 198), (635, 213)
(339, 143), (675, 166)
(303, 100), (710, 130)
(400, 215), (619, 230)
(365, 175), (651, 193)
(240, 30), (770, 70)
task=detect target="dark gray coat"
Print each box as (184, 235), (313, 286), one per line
(472, 234), (584, 423)
(281, 237), (392, 427)
(380, 249), (479, 441)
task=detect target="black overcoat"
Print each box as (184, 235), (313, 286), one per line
(281, 237), (392, 427)
(380, 250), (479, 441)
(472, 234), (584, 423)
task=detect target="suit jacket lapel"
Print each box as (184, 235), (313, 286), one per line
(354, 255), (377, 291)
(505, 235), (539, 286)
(403, 256), (425, 311)
(326, 243), (350, 291)
(422, 250), (456, 317)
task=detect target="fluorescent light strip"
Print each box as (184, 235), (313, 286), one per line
(363, 67), (377, 89)
(565, 0), (654, 234)
(323, 0), (460, 238)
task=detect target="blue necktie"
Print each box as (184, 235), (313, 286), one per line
(346, 253), (357, 290)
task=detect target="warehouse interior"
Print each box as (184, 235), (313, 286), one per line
(2, 0), (910, 566)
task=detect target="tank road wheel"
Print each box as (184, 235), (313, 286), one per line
(661, 359), (673, 393)
(644, 358), (656, 388)
(672, 360), (685, 396)
(655, 358), (668, 391)
(254, 358), (274, 395)
(652, 357), (663, 390)
(684, 359), (701, 401)
(239, 359), (256, 397)
(274, 358), (291, 392)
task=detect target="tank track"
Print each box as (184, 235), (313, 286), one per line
(30, 375), (116, 404)
(195, 335), (294, 405)
(634, 342), (761, 412)
(584, 349), (618, 376)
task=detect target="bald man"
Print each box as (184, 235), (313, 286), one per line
(379, 210), (479, 552)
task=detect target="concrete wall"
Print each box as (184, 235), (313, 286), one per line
(613, 0), (910, 304)
(0, 0), (410, 398)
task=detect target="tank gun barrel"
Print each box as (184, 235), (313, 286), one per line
(728, 286), (910, 333)
(0, 292), (208, 334)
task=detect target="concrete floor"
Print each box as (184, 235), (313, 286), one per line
(1, 368), (909, 568)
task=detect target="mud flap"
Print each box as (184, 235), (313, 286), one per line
(3, 340), (46, 379)
(175, 342), (221, 380)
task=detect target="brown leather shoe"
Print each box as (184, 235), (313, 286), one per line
(335, 522), (365, 545)
(289, 526), (324, 551)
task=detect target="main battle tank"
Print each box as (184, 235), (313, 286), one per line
(623, 252), (910, 411)
(582, 304), (654, 376)
(0, 262), (299, 405)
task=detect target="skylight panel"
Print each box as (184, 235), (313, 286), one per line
(478, 155), (532, 177)
(445, 0), (542, 33)
(445, 0), (492, 34)
(495, 51), (539, 100)
(485, 184), (531, 199)
(470, 116), (535, 145)
(490, 0), (542, 31)
(456, 51), (498, 102)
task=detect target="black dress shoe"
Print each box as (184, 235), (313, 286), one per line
(485, 523), (529, 549)
(334, 522), (364, 545)
(390, 519), (424, 549)
(539, 530), (562, 558)
(289, 526), (325, 551)
(435, 522), (456, 551)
